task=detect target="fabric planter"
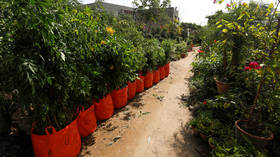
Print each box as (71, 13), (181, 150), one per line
(153, 69), (160, 84)
(164, 63), (170, 77)
(144, 71), (153, 88)
(112, 86), (128, 109)
(31, 119), (81, 157)
(159, 66), (165, 80)
(128, 81), (136, 100)
(136, 75), (144, 93)
(77, 105), (97, 137)
(94, 94), (114, 121)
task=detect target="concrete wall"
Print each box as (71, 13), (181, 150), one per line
(86, 2), (179, 21)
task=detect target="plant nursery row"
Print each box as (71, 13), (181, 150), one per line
(32, 61), (171, 157)
(0, 0), (191, 156)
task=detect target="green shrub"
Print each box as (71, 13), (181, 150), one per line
(161, 39), (176, 64)
(142, 38), (164, 72)
(0, 0), (91, 133)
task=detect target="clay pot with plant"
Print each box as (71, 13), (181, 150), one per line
(213, 37), (243, 95)
(175, 42), (188, 59)
(213, 2), (259, 94)
(233, 3), (280, 150)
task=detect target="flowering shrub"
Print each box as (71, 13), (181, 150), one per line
(244, 61), (261, 71)
(186, 0), (280, 156)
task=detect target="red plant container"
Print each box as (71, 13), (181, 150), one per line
(112, 85), (128, 109)
(93, 94), (114, 121)
(153, 69), (160, 84)
(77, 105), (97, 137)
(159, 66), (165, 80)
(128, 81), (136, 100)
(31, 119), (81, 157)
(164, 63), (170, 77)
(144, 71), (153, 88)
(136, 75), (144, 93)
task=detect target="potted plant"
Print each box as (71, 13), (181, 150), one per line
(111, 16), (147, 94)
(161, 39), (174, 77)
(176, 42), (188, 58)
(216, 1), (280, 150)
(213, 2), (258, 94)
(95, 29), (136, 108)
(210, 40), (233, 94)
(0, 0), (94, 156)
(142, 39), (160, 88)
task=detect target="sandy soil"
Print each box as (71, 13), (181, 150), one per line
(80, 49), (208, 157)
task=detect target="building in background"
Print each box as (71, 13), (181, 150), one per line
(86, 2), (179, 21)
(86, 2), (134, 17)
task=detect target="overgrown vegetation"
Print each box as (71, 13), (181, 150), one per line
(0, 0), (198, 156)
(186, 0), (280, 156)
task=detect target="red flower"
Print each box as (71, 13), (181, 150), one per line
(203, 101), (207, 105)
(213, 0), (216, 4)
(249, 61), (261, 70)
(214, 40), (217, 43)
(198, 49), (204, 53)
(226, 4), (231, 8)
(244, 66), (251, 71)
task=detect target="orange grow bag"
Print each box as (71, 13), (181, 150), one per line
(77, 105), (97, 137)
(128, 81), (136, 100)
(93, 94), (114, 121)
(153, 69), (160, 84)
(112, 86), (128, 109)
(136, 75), (144, 93)
(159, 66), (165, 80)
(31, 119), (81, 157)
(144, 71), (153, 88)
(164, 63), (170, 77)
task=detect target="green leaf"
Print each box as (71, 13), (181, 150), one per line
(222, 29), (228, 33)
(217, 24), (223, 28)
(61, 52), (65, 61)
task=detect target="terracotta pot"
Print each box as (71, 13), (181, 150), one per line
(164, 63), (170, 77)
(235, 120), (274, 150)
(159, 66), (165, 80)
(128, 81), (136, 100)
(214, 78), (231, 94)
(112, 86), (128, 109)
(31, 120), (81, 157)
(94, 94), (114, 120)
(136, 74), (144, 93)
(208, 140), (216, 150)
(181, 53), (186, 58)
(144, 71), (153, 88)
(200, 132), (208, 142)
(191, 126), (199, 136)
(153, 69), (160, 84)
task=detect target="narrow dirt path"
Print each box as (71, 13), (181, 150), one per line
(80, 50), (206, 157)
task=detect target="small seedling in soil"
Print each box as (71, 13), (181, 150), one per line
(106, 136), (121, 146)
(139, 111), (151, 117)
(113, 136), (121, 142)
(104, 123), (118, 132)
(153, 94), (164, 101)
(132, 102), (144, 108)
(123, 112), (132, 121)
